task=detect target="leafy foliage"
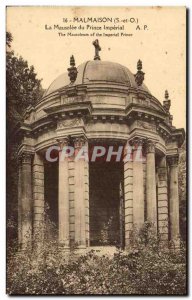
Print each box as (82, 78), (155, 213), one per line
(6, 32), (13, 48)
(7, 246), (186, 295)
(7, 220), (187, 295)
(6, 52), (43, 119)
(6, 31), (44, 132)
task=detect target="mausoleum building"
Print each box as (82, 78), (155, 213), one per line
(17, 41), (185, 251)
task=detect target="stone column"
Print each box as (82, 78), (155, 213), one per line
(74, 136), (87, 249)
(157, 156), (169, 244)
(20, 152), (33, 250)
(58, 138), (70, 249)
(84, 159), (90, 247)
(168, 155), (180, 247)
(132, 140), (145, 231)
(124, 159), (133, 247)
(146, 140), (157, 232)
(119, 181), (125, 249)
(33, 153), (44, 248)
(18, 157), (22, 249)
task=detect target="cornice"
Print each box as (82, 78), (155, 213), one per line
(44, 101), (93, 117)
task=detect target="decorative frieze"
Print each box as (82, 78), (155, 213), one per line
(137, 120), (156, 132)
(61, 95), (84, 105)
(57, 117), (84, 129)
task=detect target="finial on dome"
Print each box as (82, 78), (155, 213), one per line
(67, 55), (78, 83)
(163, 90), (171, 112)
(70, 55), (75, 67)
(137, 59), (142, 71)
(134, 59), (145, 86)
(165, 90), (169, 100)
(93, 39), (101, 60)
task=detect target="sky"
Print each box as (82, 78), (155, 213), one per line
(7, 6), (186, 129)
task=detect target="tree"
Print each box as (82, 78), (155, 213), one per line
(6, 34), (44, 123)
(6, 32), (13, 48)
(6, 32), (44, 242)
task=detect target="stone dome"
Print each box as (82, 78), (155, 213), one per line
(44, 60), (150, 97)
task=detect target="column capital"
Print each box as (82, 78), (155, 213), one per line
(20, 152), (33, 164)
(167, 155), (179, 166)
(129, 137), (145, 151)
(73, 136), (87, 149)
(145, 140), (156, 153)
(57, 137), (70, 149)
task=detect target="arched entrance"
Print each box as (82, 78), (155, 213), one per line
(89, 142), (124, 248)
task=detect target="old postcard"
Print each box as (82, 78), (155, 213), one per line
(6, 6), (187, 295)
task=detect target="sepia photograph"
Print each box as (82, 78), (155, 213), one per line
(6, 6), (187, 295)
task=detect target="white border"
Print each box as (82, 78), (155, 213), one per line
(0, 0), (191, 299)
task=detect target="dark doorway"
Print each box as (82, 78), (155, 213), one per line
(89, 161), (124, 247)
(44, 160), (58, 239)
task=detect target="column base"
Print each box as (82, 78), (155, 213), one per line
(19, 241), (32, 252)
(169, 239), (180, 250)
(76, 245), (86, 253)
(59, 249), (71, 256)
(59, 244), (70, 253)
(70, 246), (87, 257)
(18, 246), (32, 253)
(159, 239), (169, 249)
